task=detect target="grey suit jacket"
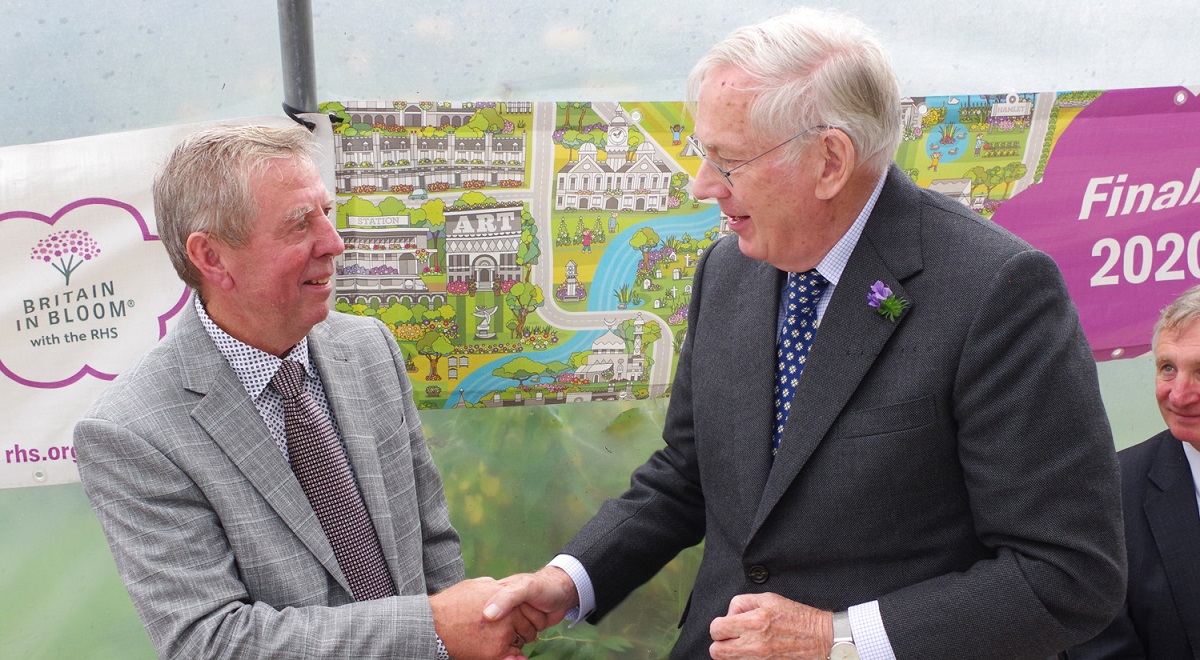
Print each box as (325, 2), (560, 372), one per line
(1066, 431), (1200, 659)
(75, 299), (464, 659)
(563, 165), (1126, 659)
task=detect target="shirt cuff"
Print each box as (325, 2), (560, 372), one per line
(848, 601), (897, 660)
(435, 634), (450, 660)
(548, 554), (595, 627)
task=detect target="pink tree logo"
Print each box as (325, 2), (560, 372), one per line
(30, 229), (102, 286)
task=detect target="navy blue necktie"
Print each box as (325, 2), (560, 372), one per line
(773, 270), (828, 456)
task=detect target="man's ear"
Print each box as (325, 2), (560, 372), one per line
(813, 128), (858, 201)
(185, 232), (235, 291)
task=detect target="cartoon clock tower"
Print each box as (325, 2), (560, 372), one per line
(606, 109), (629, 163)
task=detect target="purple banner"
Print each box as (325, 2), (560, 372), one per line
(992, 87), (1200, 361)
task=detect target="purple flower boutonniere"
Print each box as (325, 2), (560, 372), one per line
(867, 280), (909, 322)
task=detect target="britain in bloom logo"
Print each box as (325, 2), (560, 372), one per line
(29, 229), (102, 286)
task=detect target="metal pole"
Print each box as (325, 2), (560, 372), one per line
(278, 0), (318, 121)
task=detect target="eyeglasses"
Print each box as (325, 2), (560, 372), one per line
(687, 125), (831, 190)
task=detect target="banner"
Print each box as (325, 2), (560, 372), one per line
(3, 88), (1197, 487)
(0, 115), (323, 488)
(325, 90), (1200, 413)
(989, 87), (1200, 361)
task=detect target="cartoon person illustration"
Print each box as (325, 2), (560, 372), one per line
(671, 124), (685, 145)
(928, 151), (941, 171)
(582, 229), (593, 253)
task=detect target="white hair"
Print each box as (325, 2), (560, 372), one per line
(686, 7), (901, 176)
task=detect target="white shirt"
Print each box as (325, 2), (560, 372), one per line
(1182, 441), (1200, 515)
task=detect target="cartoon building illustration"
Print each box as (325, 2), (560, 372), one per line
(555, 109), (674, 212)
(573, 315), (646, 383)
(333, 102), (528, 194)
(336, 215), (443, 308)
(442, 203), (524, 291)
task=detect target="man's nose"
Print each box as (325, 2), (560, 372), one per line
(317, 215), (345, 257)
(1170, 375), (1200, 405)
(691, 161), (731, 202)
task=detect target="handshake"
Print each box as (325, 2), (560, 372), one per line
(432, 567), (578, 660)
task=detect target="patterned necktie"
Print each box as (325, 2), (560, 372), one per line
(270, 359), (397, 601)
(773, 269), (828, 457)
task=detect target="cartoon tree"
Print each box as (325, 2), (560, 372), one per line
(505, 281), (545, 338)
(557, 102), (572, 129)
(629, 227), (661, 272)
(517, 212), (541, 282)
(416, 330), (454, 381)
(576, 102), (592, 132)
(422, 198), (447, 252)
(380, 302), (415, 327)
(30, 229), (101, 286)
(591, 218), (607, 244)
(620, 317), (662, 354)
(556, 217), (571, 246)
(561, 129), (584, 159)
(378, 196), (407, 217)
(627, 127), (645, 152)
(338, 195), (379, 226)
(543, 360), (573, 379)
(1001, 161), (1029, 197)
(492, 356), (547, 388)
(965, 166), (989, 197)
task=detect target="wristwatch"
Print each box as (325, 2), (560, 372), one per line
(829, 610), (859, 660)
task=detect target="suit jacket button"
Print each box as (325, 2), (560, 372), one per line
(748, 565), (769, 584)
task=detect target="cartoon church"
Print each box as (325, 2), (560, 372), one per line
(573, 315), (647, 383)
(555, 109), (675, 213)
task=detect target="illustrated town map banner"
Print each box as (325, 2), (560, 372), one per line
(2, 87), (1198, 488)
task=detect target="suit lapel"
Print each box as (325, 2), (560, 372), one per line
(727, 261), (789, 518)
(177, 302), (352, 594)
(308, 326), (404, 580)
(1144, 436), (1200, 652)
(752, 167), (924, 534)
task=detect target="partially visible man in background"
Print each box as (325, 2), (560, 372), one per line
(75, 124), (547, 659)
(1067, 284), (1200, 659)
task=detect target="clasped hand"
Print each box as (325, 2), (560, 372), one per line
(431, 576), (565, 660)
(477, 571), (832, 660)
(709, 592), (833, 659)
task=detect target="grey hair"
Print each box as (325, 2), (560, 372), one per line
(153, 124), (319, 289)
(1154, 284), (1200, 350)
(685, 7), (901, 177)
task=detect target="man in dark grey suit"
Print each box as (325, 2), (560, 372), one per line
(1067, 285), (1200, 659)
(75, 124), (546, 659)
(483, 8), (1125, 659)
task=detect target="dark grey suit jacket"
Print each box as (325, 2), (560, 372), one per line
(75, 299), (464, 659)
(1066, 430), (1200, 659)
(563, 165), (1126, 659)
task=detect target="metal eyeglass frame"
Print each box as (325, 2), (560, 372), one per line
(687, 124), (831, 190)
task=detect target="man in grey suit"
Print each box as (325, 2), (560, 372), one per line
(1066, 285), (1200, 659)
(75, 124), (547, 659)
(483, 8), (1125, 659)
